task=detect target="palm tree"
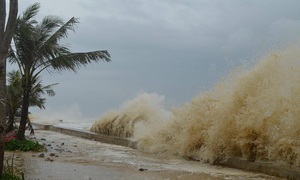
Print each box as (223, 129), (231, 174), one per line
(6, 70), (57, 133)
(0, 0), (18, 174)
(8, 3), (111, 140)
(6, 70), (23, 133)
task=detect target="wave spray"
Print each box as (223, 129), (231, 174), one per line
(91, 46), (300, 167)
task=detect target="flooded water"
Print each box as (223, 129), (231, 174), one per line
(91, 45), (300, 168)
(24, 130), (279, 180)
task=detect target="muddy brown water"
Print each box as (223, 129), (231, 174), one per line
(20, 130), (281, 180)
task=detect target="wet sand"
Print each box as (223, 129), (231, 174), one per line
(20, 130), (281, 180)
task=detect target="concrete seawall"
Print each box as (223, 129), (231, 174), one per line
(31, 123), (300, 179)
(223, 158), (300, 179)
(31, 123), (136, 149)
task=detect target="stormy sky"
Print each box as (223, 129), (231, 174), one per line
(15, 0), (300, 121)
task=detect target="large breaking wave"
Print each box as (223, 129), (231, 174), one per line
(91, 46), (300, 167)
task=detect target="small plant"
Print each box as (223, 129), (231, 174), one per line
(5, 139), (45, 152)
(1, 172), (24, 180)
(1, 151), (24, 180)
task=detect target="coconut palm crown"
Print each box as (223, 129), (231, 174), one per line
(6, 70), (57, 133)
(8, 3), (111, 140)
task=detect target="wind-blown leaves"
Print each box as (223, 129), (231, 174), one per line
(6, 70), (57, 132)
(49, 50), (111, 73)
(19, 2), (39, 23)
(9, 3), (111, 140)
(9, 3), (111, 76)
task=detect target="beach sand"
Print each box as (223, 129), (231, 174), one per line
(9, 130), (281, 180)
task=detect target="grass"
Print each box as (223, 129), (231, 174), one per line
(1, 151), (25, 180)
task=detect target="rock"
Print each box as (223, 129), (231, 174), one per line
(139, 168), (148, 171)
(45, 158), (54, 162)
(74, 145), (77, 147)
(38, 153), (45, 158)
(54, 148), (64, 153)
(41, 138), (46, 141)
(50, 153), (55, 156)
(61, 143), (65, 146)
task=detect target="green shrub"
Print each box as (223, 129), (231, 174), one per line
(1, 172), (23, 180)
(5, 139), (45, 152)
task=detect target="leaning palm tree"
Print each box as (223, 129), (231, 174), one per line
(8, 3), (111, 140)
(6, 70), (57, 133)
(6, 70), (23, 133)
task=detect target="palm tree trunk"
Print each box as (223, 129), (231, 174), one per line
(6, 113), (14, 133)
(0, 0), (18, 175)
(17, 85), (30, 141)
(0, 55), (6, 176)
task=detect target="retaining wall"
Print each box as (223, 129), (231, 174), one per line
(31, 123), (136, 149)
(223, 158), (300, 179)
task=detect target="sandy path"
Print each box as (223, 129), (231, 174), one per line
(20, 130), (281, 180)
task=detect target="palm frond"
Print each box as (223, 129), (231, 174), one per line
(8, 45), (17, 61)
(45, 89), (56, 97)
(36, 17), (79, 66)
(39, 16), (64, 35)
(19, 3), (40, 22)
(38, 17), (78, 56)
(29, 97), (46, 109)
(35, 16), (64, 50)
(49, 50), (111, 73)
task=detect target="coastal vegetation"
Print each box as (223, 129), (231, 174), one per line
(5, 139), (44, 152)
(2, 151), (24, 180)
(8, 3), (111, 141)
(0, 0), (110, 175)
(6, 70), (57, 133)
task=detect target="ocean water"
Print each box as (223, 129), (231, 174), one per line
(91, 45), (300, 167)
(30, 105), (93, 130)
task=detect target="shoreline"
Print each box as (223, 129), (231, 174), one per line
(31, 122), (300, 179)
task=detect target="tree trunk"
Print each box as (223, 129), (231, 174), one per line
(6, 113), (15, 133)
(0, 0), (18, 175)
(0, 53), (7, 177)
(17, 84), (30, 141)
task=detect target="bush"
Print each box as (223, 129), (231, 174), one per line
(1, 172), (23, 180)
(5, 139), (45, 152)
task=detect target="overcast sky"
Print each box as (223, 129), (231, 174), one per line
(14, 0), (300, 121)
